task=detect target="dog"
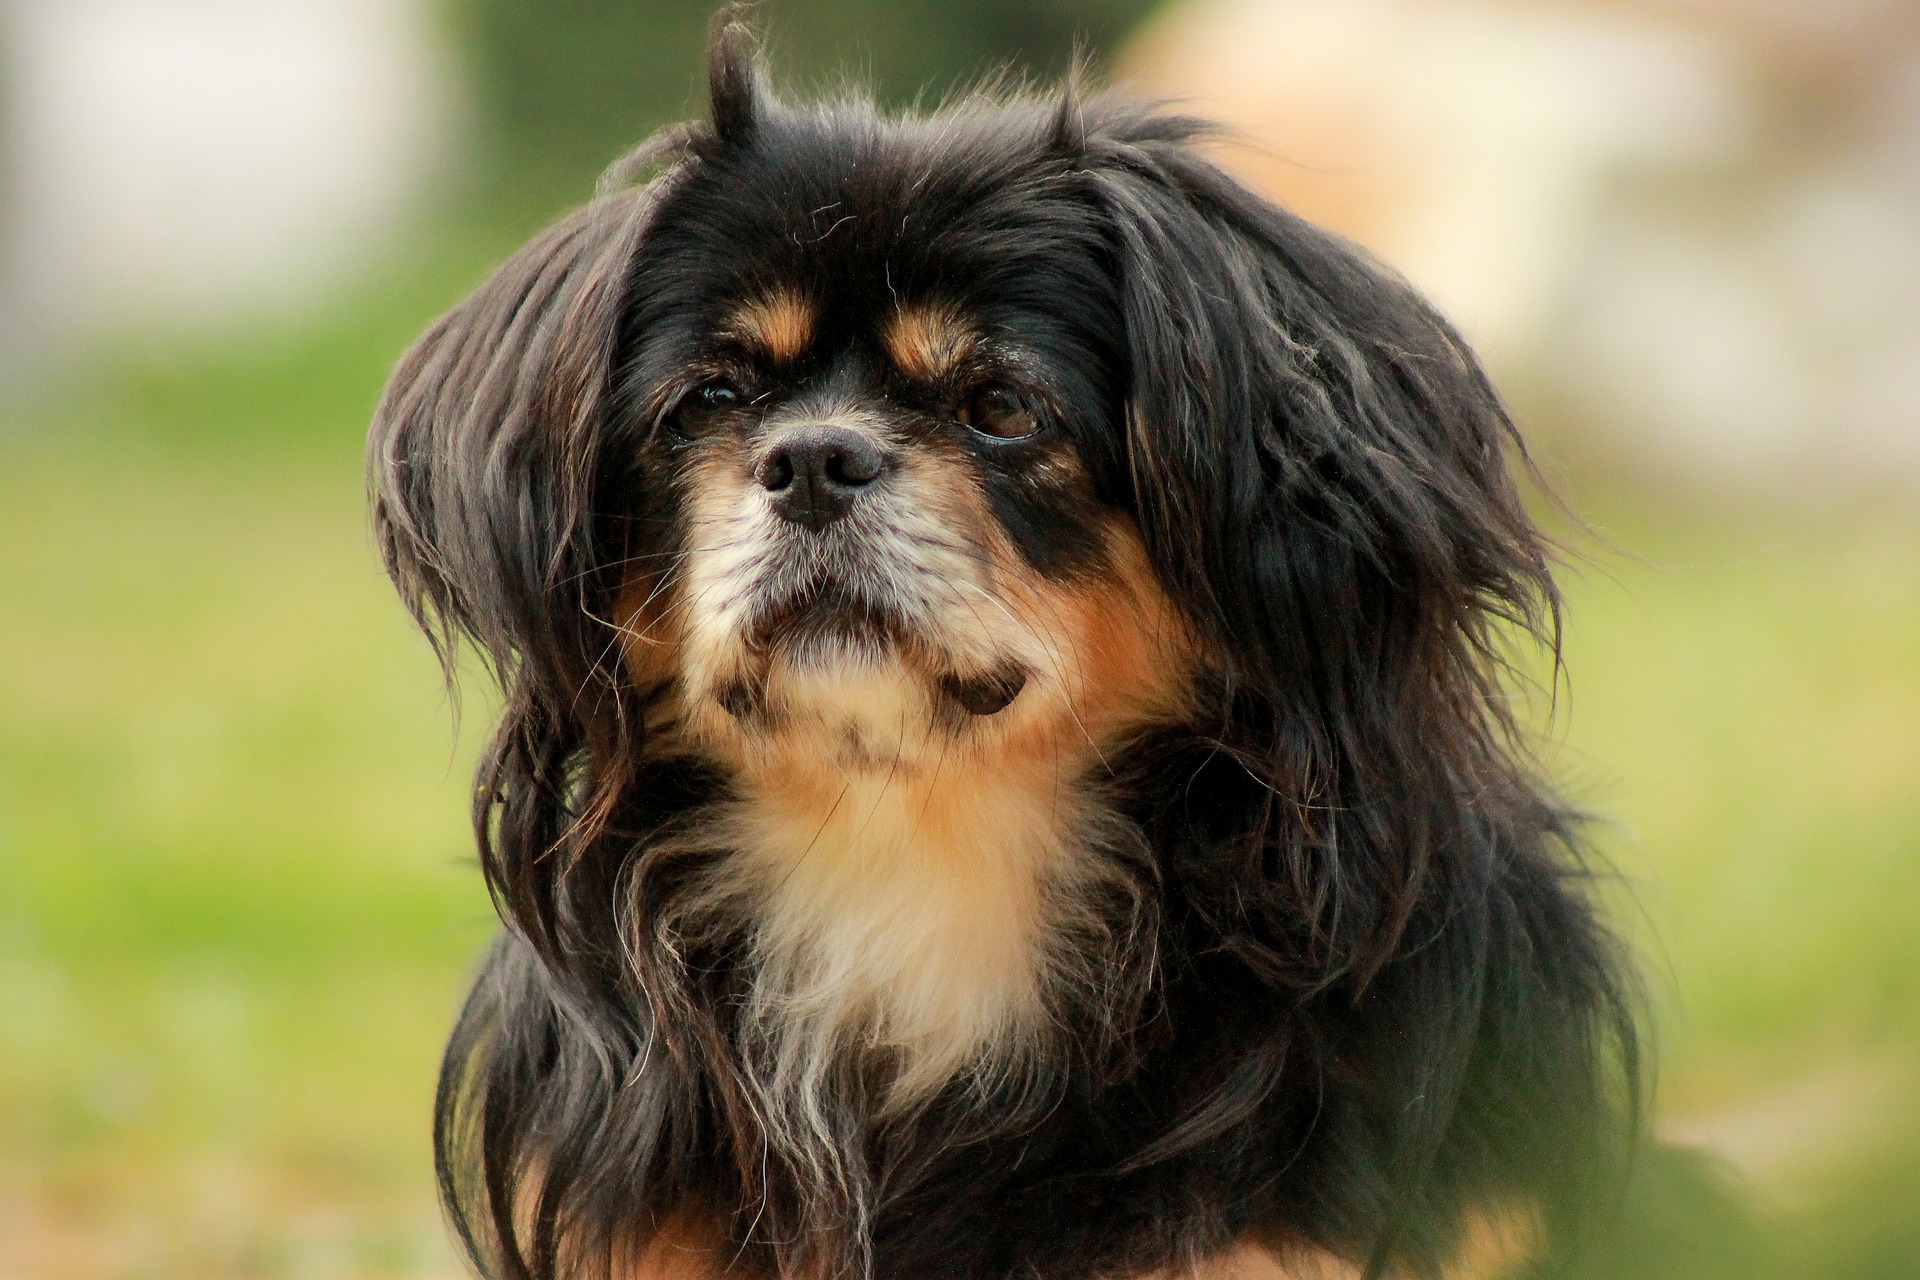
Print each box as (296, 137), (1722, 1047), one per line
(369, 15), (1639, 1280)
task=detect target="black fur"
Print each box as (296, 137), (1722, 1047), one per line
(370, 19), (1639, 1280)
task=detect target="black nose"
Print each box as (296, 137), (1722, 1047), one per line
(755, 426), (885, 529)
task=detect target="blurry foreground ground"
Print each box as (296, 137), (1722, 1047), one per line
(2, 212), (1918, 1280)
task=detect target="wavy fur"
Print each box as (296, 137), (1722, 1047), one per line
(370, 17), (1639, 1280)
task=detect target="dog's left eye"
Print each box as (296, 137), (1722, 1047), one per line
(958, 386), (1040, 440)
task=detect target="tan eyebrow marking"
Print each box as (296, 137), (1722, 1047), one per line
(883, 302), (977, 382)
(725, 290), (816, 364)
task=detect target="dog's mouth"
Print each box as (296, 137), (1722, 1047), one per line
(718, 580), (1030, 722)
(746, 581), (906, 654)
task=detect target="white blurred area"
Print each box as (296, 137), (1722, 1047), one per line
(0, 0), (454, 367)
(0, 0), (1913, 494)
(1121, 0), (1920, 491)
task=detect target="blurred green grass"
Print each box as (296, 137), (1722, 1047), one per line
(0, 242), (504, 1278)
(1, 238), (1916, 1277)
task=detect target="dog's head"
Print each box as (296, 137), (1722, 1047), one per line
(373, 18), (1551, 834)
(604, 71), (1199, 785)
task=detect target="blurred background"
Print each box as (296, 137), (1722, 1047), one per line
(0, 1), (1913, 1276)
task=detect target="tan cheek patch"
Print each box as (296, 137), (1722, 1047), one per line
(987, 515), (1197, 759)
(883, 302), (976, 382)
(726, 290), (816, 364)
(1060, 522), (1195, 734)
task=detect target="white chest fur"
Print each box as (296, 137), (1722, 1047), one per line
(711, 651), (1111, 1107)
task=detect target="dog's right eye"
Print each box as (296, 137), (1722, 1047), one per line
(695, 382), (740, 409)
(662, 379), (746, 439)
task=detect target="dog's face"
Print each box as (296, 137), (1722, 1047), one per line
(611, 130), (1192, 782)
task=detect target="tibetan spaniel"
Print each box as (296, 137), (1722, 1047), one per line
(370, 16), (1638, 1280)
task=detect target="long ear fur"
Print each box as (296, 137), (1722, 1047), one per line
(1079, 111), (1637, 1268)
(1083, 104), (1545, 919)
(368, 24), (791, 1278)
(369, 175), (672, 930)
(372, 192), (639, 675)
(1085, 106), (1564, 982)
(369, 149), (701, 1280)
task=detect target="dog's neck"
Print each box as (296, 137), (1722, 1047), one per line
(706, 650), (1128, 1107)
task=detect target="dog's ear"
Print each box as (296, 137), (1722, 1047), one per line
(368, 188), (658, 689)
(370, 171), (706, 1280)
(371, 0), (766, 679)
(1082, 112), (1570, 1002)
(370, 173), (691, 957)
(1086, 118), (1557, 751)
(1085, 118), (1611, 1269)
